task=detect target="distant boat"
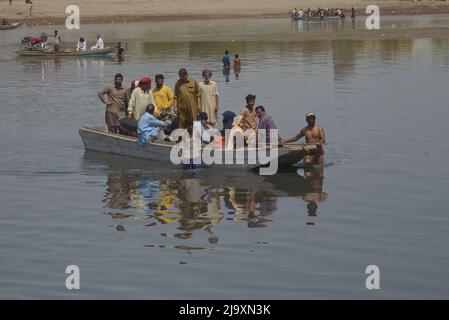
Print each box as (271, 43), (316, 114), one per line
(15, 47), (114, 57)
(79, 127), (317, 171)
(0, 22), (22, 31)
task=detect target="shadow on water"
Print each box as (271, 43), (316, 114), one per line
(81, 151), (328, 249)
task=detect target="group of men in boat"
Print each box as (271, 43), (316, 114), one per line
(291, 7), (354, 19)
(75, 34), (106, 51)
(35, 30), (111, 53)
(97, 70), (325, 168)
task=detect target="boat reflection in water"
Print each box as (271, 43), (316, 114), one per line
(82, 151), (327, 249)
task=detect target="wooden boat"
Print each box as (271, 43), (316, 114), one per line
(15, 47), (114, 57)
(0, 22), (21, 30)
(79, 127), (317, 171)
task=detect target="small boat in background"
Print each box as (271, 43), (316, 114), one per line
(0, 22), (22, 31)
(15, 47), (114, 57)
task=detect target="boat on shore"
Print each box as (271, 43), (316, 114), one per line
(0, 22), (22, 30)
(79, 127), (317, 171)
(15, 47), (114, 57)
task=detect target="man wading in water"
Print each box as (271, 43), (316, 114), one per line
(280, 112), (325, 166)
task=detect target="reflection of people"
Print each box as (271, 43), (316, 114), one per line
(223, 65), (230, 83)
(224, 187), (278, 228)
(176, 172), (223, 239)
(280, 112), (325, 166)
(302, 166), (327, 219)
(233, 54), (241, 78)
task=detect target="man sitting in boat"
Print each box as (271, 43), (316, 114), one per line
(298, 9), (305, 18)
(255, 105), (278, 145)
(76, 37), (87, 51)
(194, 112), (216, 145)
(91, 34), (104, 50)
(279, 112), (326, 166)
(292, 8), (298, 16)
(221, 110), (236, 136)
(137, 104), (167, 146)
(226, 115), (245, 149)
(118, 110), (138, 137)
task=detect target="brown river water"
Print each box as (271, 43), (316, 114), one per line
(0, 16), (449, 299)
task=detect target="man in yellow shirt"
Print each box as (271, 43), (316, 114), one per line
(151, 74), (174, 118)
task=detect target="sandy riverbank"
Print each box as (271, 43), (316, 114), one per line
(1, 0), (449, 25)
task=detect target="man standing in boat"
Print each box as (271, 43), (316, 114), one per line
(199, 69), (220, 128)
(128, 77), (156, 121)
(280, 112), (325, 166)
(174, 68), (201, 129)
(97, 73), (127, 133)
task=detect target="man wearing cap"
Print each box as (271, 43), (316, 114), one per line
(280, 112), (325, 166)
(98, 73), (127, 133)
(128, 77), (156, 121)
(199, 69), (220, 127)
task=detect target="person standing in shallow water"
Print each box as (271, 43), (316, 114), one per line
(53, 30), (61, 52)
(280, 112), (325, 166)
(233, 54), (241, 78)
(174, 68), (201, 129)
(222, 50), (231, 68)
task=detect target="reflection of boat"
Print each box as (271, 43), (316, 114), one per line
(0, 22), (21, 30)
(15, 47), (114, 57)
(82, 151), (309, 197)
(79, 127), (317, 171)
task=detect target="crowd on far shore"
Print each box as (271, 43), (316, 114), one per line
(291, 7), (356, 19)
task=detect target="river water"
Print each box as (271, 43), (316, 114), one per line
(0, 16), (449, 299)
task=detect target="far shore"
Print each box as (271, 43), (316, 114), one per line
(2, 0), (449, 26)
